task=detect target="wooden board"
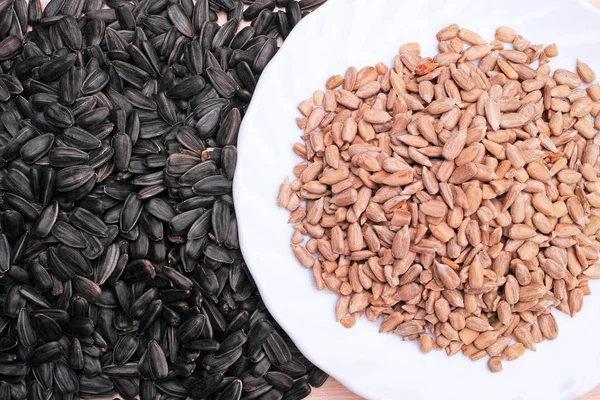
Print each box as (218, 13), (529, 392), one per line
(309, 379), (600, 399)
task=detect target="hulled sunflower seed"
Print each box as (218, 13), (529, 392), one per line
(280, 23), (600, 374)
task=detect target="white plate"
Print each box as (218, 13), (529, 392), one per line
(233, 1), (600, 399)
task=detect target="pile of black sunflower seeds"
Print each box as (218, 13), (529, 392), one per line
(0, 0), (329, 399)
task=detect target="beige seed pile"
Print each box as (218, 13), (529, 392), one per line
(278, 24), (600, 372)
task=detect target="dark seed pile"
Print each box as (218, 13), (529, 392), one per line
(0, 0), (328, 399)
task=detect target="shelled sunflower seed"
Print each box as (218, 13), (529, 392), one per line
(281, 24), (600, 373)
(0, 0), (327, 399)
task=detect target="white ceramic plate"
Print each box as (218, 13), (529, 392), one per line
(233, 1), (600, 399)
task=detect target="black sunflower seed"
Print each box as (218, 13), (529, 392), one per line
(0, 78), (11, 102)
(119, 192), (143, 233)
(146, 339), (168, 380)
(72, 275), (101, 302)
(4, 125), (39, 161)
(188, 374), (223, 399)
(245, 319), (274, 358)
(3, 192), (41, 220)
(59, 244), (93, 276)
(191, 0), (209, 32)
(139, 380), (157, 400)
(4, 168), (34, 201)
(68, 338), (84, 370)
(111, 377), (139, 399)
(0, 2), (322, 399)
(32, 314), (63, 342)
(137, 299), (162, 333)
(76, 106), (109, 129)
(32, 201), (59, 238)
(95, 242), (119, 285)
(129, 287), (158, 318)
(154, 379), (186, 398)
(70, 206), (109, 237)
(17, 308), (38, 348)
(84, 19), (104, 47)
(167, 76), (206, 99)
(203, 346), (242, 375)
(0, 234), (9, 274)
(215, 330), (247, 359)
(216, 107), (241, 146)
(260, 388), (285, 400)
(43, 103), (74, 128)
(80, 375), (113, 395)
(20, 133), (54, 163)
(80, 68), (109, 95)
(126, 44), (157, 78)
(63, 127), (102, 150)
(53, 359), (79, 394)
(29, 260), (53, 291)
(112, 133), (132, 172)
(102, 364), (140, 379)
(176, 195), (215, 212)
(168, 207), (204, 236)
(298, 0), (326, 10)
(116, 4), (135, 31)
(167, 3), (194, 38)
(213, 17), (239, 50)
(32, 362), (53, 391)
(0, 36), (22, 60)
(0, 362), (29, 377)
(47, 147), (88, 168)
(179, 160), (218, 186)
(20, 284), (52, 309)
(156, 92), (178, 125)
(206, 67), (238, 98)
(230, 26), (254, 51)
(0, 73), (24, 94)
(51, 221), (88, 248)
(1, 211), (25, 243)
(195, 109), (221, 139)
(253, 9), (275, 37)
(28, 0), (42, 25)
(112, 335), (137, 367)
(57, 16), (82, 51)
(253, 37), (277, 73)
(192, 175), (232, 196)
(284, 2), (301, 27)
(246, 383), (274, 400)
(27, 341), (62, 367)
(282, 379), (311, 400)
(162, 266), (193, 290)
(122, 259), (156, 283)
(55, 165), (94, 192)
(275, 357), (307, 379)
(36, 53), (77, 82)
(218, 379), (243, 400)
(212, 200), (231, 244)
(112, 60), (150, 89)
(61, 0), (84, 16)
(70, 95), (97, 117)
(145, 197), (176, 222)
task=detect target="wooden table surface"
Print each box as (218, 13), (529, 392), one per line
(310, 377), (600, 400)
